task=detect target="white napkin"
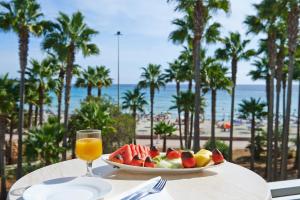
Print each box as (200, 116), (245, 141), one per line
(113, 177), (173, 200)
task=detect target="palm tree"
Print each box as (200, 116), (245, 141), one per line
(170, 91), (194, 149)
(273, 26), (287, 180)
(50, 75), (64, 123)
(294, 49), (300, 177)
(248, 58), (270, 101)
(215, 32), (255, 161)
(178, 47), (195, 141)
(245, 0), (281, 181)
(154, 121), (176, 152)
(0, 0), (50, 178)
(75, 66), (97, 97)
(95, 65), (112, 97)
(46, 11), (99, 160)
(0, 114), (8, 199)
(0, 74), (18, 167)
(164, 59), (187, 149)
(25, 80), (39, 129)
(138, 64), (165, 146)
(167, 0), (229, 152)
(282, 66), (288, 121)
(178, 47), (194, 91)
(51, 64), (80, 124)
(0, 74), (18, 198)
(238, 98), (267, 171)
(202, 58), (232, 148)
(122, 87), (147, 144)
(27, 58), (57, 125)
(42, 31), (68, 124)
(281, 1), (299, 180)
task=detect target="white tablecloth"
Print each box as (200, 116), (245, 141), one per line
(8, 157), (272, 200)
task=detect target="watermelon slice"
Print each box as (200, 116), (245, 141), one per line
(143, 146), (149, 157)
(135, 145), (141, 159)
(130, 144), (137, 157)
(138, 144), (146, 160)
(109, 145), (126, 160)
(109, 145), (133, 164)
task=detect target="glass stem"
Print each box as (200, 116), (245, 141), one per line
(86, 161), (93, 176)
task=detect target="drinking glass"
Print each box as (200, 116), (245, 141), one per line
(75, 129), (102, 176)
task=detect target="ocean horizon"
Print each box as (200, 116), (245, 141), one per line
(48, 84), (300, 121)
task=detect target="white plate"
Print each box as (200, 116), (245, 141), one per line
(23, 176), (112, 200)
(102, 154), (223, 174)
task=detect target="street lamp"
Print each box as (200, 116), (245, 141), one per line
(115, 31), (122, 108)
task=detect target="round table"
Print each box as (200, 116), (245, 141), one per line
(8, 157), (272, 200)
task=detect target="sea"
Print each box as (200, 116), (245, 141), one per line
(49, 84), (300, 121)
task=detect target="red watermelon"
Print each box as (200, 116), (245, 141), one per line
(135, 145), (141, 158)
(109, 145), (133, 164)
(138, 144), (146, 160)
(143, 146), (149, 157)
(130, 144), (137, 157)
(109, 145), (126, 160)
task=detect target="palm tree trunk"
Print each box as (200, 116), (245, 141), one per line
(229, 87), (236, 161)
(282, 79), (286, 122)
(296, 80), (300, 177)
(150, 87), (154, 147)
(193, 0), (204, 153)
(87, 85), (92, 97)
(34, 105), (38, 127)
(184, 109), (189, 149)
(266, 32), (276, 181)
(17, 28), (29, 179)
(71, 134), (76, 159)
(189, 113), (194, 149)
(274, 74), (281, 180)
(163, 135), (167, 152)
(97, 87), (102, 97)
(281, 5), (299, 180)
(188, 80), (192, 149)
(7, 119), (14, 164)
(188, 80), (192, 92)
(250, 114), (255, 171)
(57, 91), (62, 123)
(63, 44), (75, 160)
(176, 82), (183, 149)
(0, 116), (7, 200)
(28, 103), (33, 129)
(211, 90), (216, 149)
(229, 59), (237, 162)
(39, 86), (44, 125)
(57, 67), (65, 123)
(133, 111), (137, 145)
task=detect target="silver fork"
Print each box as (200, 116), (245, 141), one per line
(130, 179), (167, 200)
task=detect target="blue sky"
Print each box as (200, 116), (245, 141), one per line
(0, 0), (262, 84)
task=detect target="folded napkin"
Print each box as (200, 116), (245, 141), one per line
(113, 177), (173, 200)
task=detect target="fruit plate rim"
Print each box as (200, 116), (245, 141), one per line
(101, 154), (225, 174)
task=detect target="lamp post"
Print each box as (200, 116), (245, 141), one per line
(115, 31), (122, 108)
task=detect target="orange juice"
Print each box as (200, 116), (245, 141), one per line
(75, 138), (102, 161)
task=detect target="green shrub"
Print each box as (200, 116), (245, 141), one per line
(246, 130), (267, 160)
(24, 116), (65, 166)
(69, 97), (134, 153)
(102, 113), (134, 153)
(204, 140), (229, 159)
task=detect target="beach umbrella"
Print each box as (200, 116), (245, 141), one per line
(224, 122), (231, 129)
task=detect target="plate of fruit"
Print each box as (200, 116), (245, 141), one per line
(101, 144), (225, 174)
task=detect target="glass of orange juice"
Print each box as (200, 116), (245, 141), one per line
(75, 129), (102, 176)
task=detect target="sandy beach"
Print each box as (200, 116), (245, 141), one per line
(5, 113), (300, 151)
(135, 116), (300, 150)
